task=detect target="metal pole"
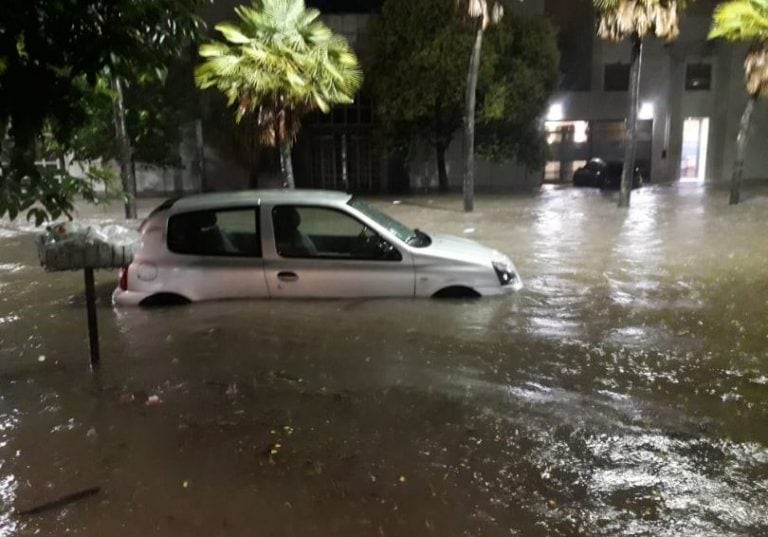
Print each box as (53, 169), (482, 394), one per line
(83, 268), (100, 368)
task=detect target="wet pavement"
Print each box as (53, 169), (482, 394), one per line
(1, 183), (768, 536)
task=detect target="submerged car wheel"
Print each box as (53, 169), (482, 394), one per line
(432, 286), (481, 299)
(139, 293), (191, 307)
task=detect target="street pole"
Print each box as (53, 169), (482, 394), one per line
(83, 268), (100, 369)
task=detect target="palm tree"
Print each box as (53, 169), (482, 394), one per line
(459, 0), (503, 212)
(594, 0), (688, 207)
(195, 0), (362, 188)
(709, 0), (768, 205)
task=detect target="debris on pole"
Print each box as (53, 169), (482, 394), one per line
(36, 222), (140, 368)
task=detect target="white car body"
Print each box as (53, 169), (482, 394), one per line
(112, 190), (522, 306)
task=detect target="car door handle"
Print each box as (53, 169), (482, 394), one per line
(277, 271), (299, 282)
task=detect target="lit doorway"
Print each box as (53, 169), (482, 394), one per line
(680, 117), (709, 182)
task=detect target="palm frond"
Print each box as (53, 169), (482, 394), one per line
(745, 47), (768, 95)
(709, 0), (768, 42)
(215, 23), (252, 44)
(709, 0), (768, 96)
(458, 0), (504, 30)
(594, 0), (688, 41)
(196, 0), (362, 143)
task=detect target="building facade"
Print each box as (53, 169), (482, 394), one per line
(106, 0), (767, 196)
(543, 0), (768, 185)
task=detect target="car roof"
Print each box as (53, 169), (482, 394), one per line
(164, 189), (353, 213)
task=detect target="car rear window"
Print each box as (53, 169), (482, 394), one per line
(167, 208), (261, 257)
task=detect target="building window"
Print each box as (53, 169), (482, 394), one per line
(686, 63), (712, 90)
(604, 64), (630, 91)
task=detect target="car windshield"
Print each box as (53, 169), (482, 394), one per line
(348, 198), (425, 246)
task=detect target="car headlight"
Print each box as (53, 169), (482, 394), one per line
(492, 260), (517, 286)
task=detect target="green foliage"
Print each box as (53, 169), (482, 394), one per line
(709, 0), (768, 42)
(475, 15), (560, 167)
(0, 165), (121, 226)
(369, 0), (557, 170)
(195, 0), (362, 147)
(709, 0), (768, 97)
(70, 57), (200, 169)
(367, 0), (473, 154)
(0, 0), (206, 223)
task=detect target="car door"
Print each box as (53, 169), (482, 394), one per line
(263, 204), (415, 298)
(166, 206), (269, 300)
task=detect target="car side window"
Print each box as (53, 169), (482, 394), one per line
(272, 206), (401, 261)
(167, 208), (261, 257)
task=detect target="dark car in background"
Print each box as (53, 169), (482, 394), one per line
(573, 158), (644, 189)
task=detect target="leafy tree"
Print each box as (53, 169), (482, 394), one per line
(195, 0), (363, 188)
(709, 0), (768, 205)
(458, 0), (504, 212)
(102, 3), (205, 218)
(71, 57), (202, 171)
(476, 14), (560, 169)
(368, 0), (558, 191)
(0, 0), (206, 223)
(594, 0), (690, 207)
(368, 0), (473, 191)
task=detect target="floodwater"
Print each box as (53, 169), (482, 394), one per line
(1, 183), (768, 536)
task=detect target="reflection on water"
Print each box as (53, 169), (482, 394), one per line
(1, 184), (768, 535)
(0, 412), (18, 537)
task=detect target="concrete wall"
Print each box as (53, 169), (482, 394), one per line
(134, 125), (202, 194)
(407, 137), (540, 193)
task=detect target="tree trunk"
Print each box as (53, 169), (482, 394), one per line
(436, 143), (449, 192)
(730, 95), (756, 205)
(248, 124), (259, 189)
(463, 26), (484, 213)
(195, 119), (208, 193)
(110, 76), (137, 219)
(619, 34), (643, 208)
(341, 133), (349, 189)
(279, 139), (295, 189)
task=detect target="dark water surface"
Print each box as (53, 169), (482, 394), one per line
(1, 184), (768, 536)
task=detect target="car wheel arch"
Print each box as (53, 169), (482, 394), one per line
(139, 292), (191, 307)
(431, 286), (482, 299)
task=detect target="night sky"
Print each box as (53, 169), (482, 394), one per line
(305, 0), (382, 13)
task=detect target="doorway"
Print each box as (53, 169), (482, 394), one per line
(680, 117), (709, 182)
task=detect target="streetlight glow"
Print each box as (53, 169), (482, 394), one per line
(639, 102), (655, 120)
(547, 102), (564, 121)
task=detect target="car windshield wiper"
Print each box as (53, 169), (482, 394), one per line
(406, 228), (431, 247)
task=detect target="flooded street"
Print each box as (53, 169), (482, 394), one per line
(1, 183), (768, 536)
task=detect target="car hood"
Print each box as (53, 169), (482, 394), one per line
(413, 232), (505, 266)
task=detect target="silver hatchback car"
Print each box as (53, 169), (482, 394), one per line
(113, 190), (522, 306)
